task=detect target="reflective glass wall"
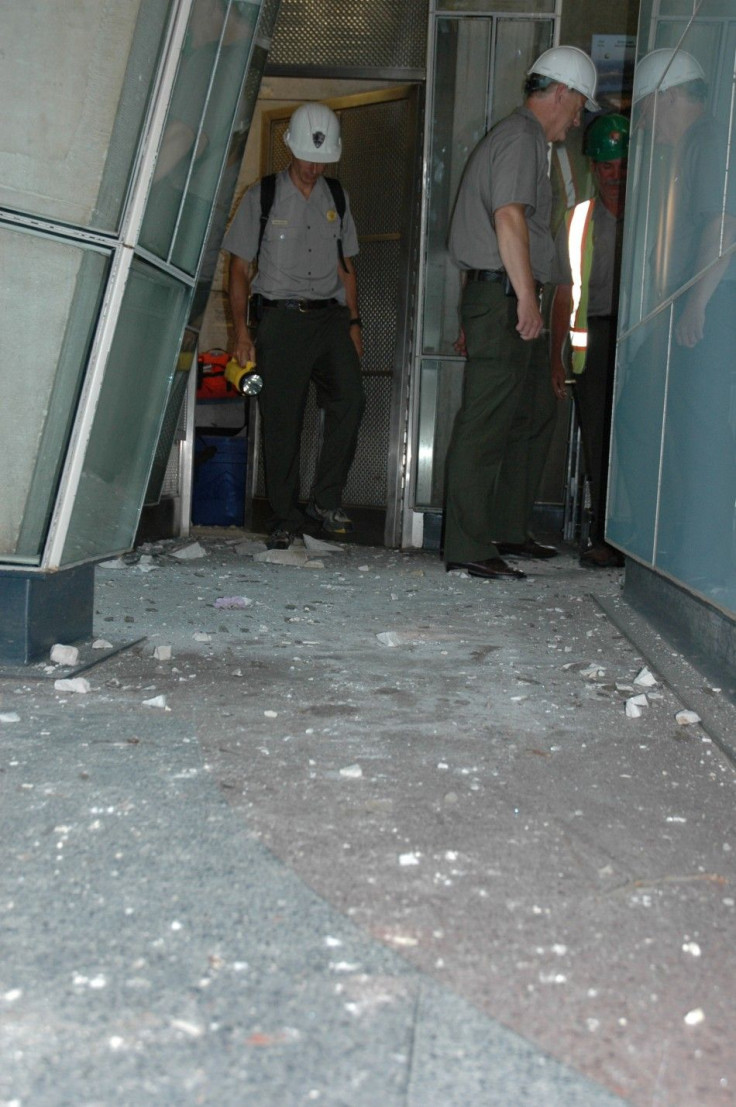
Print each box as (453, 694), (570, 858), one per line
(608, 0), (736, 613)
(0, 0), (265, 568)
(415, 3), (556, 509)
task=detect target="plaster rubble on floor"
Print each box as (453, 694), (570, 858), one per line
(2, 532), (735, 1106)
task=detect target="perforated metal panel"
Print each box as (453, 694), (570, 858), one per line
(268, 0), (428, 73)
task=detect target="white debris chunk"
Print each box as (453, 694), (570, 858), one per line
(399, 852), (421, 866)
(303, 533), (342, 553)
(92, 639), (113, 650)
(616, 682), (634, 692)
(98, 557), (128, 570)
(675, 709), (701, 726)
(264, 710), (278, 718)
(193, 632), (211, 643)
(376, 631), (401, 647)
(625, 698), (643, 718)
(580, 663), (606, 681)
(50, 643), (80, 666)
(0, 712), (21, 724)
(339, 763), (363, 779)
(142, 694), (168, 709)
(634, 666), (658, 687)
(136, 554), (157, 573)
(214, 595), (252, 609)
(153, 645), (172, 661)
(304, 559), (325, 570)
(682, 941), (702, 957)
(172, 542), (206, 560)
(255, 548), (310, 566)
(54, 677), (91, 694)
(684, 1007), (705, 1026)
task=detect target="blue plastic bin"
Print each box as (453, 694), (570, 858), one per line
(192, 434), (247, 527)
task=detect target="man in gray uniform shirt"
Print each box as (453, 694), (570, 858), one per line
(444, 46), (598, 580)
(225, 103), (364, 550)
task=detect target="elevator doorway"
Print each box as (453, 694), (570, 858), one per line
(244, 85), (422, 547)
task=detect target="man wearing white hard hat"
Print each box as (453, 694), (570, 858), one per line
(444, 46), (599, 580)
(225, 103), (364, 550)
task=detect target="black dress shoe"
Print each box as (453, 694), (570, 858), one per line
(496, 539), (558, 560)
(446, 557), (526, 580)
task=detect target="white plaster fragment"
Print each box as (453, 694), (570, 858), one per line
(264, 710), (278, 718)
(142, 695), (168, 710)
(0, 713), (21, 724)
(399, 852), (421, 866)
(54, 677), (91, 694)
(214, 595), (252, 609)
(684, 1007), (705, 1026)
(172, 542), (207, 560)
(153, 645), (172, 661)
(633, 666), (658, 687)
(676, 709), (701, 726)
(254, 548), (310, 566)
(682, 941), (702, 957)
(625, 698), (643, 718)
(50, 643), (80, 666)
(193, 632), (211, 642)
(303, 534), (342, 553)
(580, 663), (606, 681)
(339, 764), (363, 779)
(376, 631), (401, 647)
(92, 638), (113, 650)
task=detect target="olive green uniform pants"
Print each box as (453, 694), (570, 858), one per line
(256, 304), (365, 531)
(443, 280), (556, 564)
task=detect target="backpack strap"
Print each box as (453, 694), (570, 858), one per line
(325, 176), (349, 273)
(257, 172), (276, 264)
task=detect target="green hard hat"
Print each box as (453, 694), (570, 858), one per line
(584, 113), (630, 161)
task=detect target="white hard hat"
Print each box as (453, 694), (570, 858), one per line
(529, 45), (600, 113)
(284, 103), (341, 163)
(633, 48), (706, 102)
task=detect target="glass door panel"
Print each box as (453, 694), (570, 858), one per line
(0, 225), (109, 563)
(140, 0), (261, 273)
(0, 0), (172, 232)
(61, 260), (189, 564)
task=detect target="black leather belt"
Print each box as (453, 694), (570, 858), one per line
(261, 297), (340, 311)
(466, 268), (506, 283)
(465, 269), (543, 294)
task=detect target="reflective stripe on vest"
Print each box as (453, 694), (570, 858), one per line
(567, 198), (595, 374)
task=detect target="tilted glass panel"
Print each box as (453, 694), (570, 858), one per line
(658, 0), (733, 15)
(0, 225), (109, 564)
(140, 0), (261, 274)
(0, 0), (171, 232)
(61, 260), (189, 564)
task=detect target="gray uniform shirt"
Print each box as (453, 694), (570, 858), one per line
(223, 169), (359, 302)
(552, 199), (622, 317)
(448, 106), (553, 282)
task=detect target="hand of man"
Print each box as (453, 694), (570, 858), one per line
(231, 332), (256, 368)
(675, 299), (705, 348)
(453, 327), (467, 357)
(516, 293), (544, 341)
(551, 361), (568, 400)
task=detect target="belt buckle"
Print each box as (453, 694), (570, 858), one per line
(298, 299), (309, 313)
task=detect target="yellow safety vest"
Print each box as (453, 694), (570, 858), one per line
(566, 198), (595, 375)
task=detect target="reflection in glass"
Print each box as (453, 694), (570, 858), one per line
(140, 0), (260, 274)
(610, 22), (736, 608)
(0, 227), (109, 562)
(0, 0), (171, 232)
(415, 359), (465, 510)
(61, 260), (189, 564)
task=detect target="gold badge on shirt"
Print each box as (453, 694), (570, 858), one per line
(326, 209), (337, 222)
